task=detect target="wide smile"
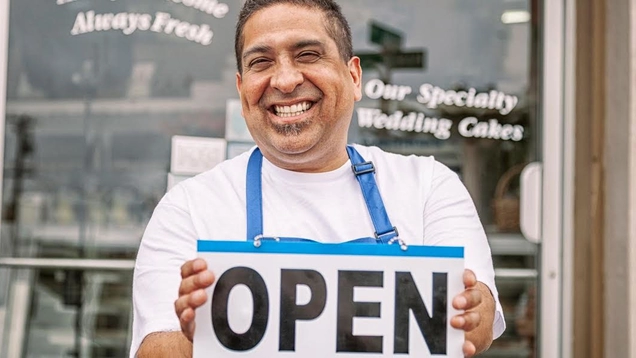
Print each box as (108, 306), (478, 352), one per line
(271, 101), (314, 118)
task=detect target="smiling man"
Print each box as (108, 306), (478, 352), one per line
(235, 2), (359, 173)
(131, 1), (505, 357)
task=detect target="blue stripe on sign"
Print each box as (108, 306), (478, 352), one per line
(197, 240), (463, 258)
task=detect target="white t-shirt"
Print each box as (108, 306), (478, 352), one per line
(130, 144), (505, 356)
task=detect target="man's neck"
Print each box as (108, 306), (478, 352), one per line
(260, 146), (350, 173)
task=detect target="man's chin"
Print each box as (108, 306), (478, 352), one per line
(272, 141), (314, 156)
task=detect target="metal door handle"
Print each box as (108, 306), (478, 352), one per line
(520, 162), (542, 244)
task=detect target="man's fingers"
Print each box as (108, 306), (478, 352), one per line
(453, 287), (482, 310)
(178, 270), (215, 295)
(463, 340), (477, 357)
(175, 285), (208, 342)
(179, 307), (195, 325)
(176, 260), (214, 342)
(463, 269), (477, 288)
(451, 311), (481, 331)
(181, 258), (208, 279)
(174, 288), (207, 341)
(175, 289), (208, 316)
(179, 308), (196, 341)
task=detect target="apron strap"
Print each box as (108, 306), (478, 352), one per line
(346, 146), (398, 242)
(245, 146), (398, 242)
(246, 148), (263, 242)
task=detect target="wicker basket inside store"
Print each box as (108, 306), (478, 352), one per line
(492, 163), (527, 232)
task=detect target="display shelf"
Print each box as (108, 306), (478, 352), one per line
(488, 232), (537, 256)
(28, 223), (144, 253)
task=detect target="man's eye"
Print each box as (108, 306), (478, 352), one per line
(248, 58), (271, 69)
(298, 52), (320, 62)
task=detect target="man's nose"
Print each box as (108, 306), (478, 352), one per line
(270, 61), (303, 94)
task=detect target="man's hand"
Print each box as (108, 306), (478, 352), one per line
(174, 258), (216, 341)
(450, 269), (495, 357)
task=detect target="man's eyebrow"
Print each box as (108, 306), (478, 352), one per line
(242, 44), (273, 61)
(291, 39), (325, 51)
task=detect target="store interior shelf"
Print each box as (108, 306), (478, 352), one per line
(488, 232), (537, 256)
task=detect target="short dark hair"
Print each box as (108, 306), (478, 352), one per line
(235, 0), (353, 73)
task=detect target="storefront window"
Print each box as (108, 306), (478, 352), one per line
(344, 2), (540, 356)
(1, 0), (540, 356)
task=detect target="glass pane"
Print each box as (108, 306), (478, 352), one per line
(0, 267), (132, 358)
(0, 268), (9, 352)
(341, 0), (540, 356)
(2, 0), (240, 261)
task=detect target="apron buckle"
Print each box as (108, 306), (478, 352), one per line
(375, 226), (399, 240)
(351, 161), (375, 175)
(375, 227), (405, 250)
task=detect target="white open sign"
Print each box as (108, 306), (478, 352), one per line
(194, 241), (465, 357)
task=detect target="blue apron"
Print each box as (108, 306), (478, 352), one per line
(245, 145), (405, 249)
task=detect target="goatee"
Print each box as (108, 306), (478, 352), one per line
(273, 118), (312, 136)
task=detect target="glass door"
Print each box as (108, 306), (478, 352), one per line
(0, 1), (241, 357)
(339, 0), (564, 357)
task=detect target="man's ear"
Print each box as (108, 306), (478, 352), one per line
(235, 72), (245, 117)
(235, 72), (242, 94)
(348, 56), (363, 101)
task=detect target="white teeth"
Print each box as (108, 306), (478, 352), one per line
(275, 101), (313, 117)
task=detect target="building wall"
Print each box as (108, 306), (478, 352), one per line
(573, 0), (605, 355)
(574, 0), (636, 356)
(604, 0), (636, 356)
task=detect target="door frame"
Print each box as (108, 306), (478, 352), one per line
(0, 0), (9, 214)
(0, 0), (10, 352)
(542, 0), (574, 357)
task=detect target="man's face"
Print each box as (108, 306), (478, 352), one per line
(236, 4), (362, 172)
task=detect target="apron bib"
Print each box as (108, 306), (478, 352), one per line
(245, 146), (404, 248)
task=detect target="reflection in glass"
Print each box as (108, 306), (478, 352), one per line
(3, 0), (238, 263)
(1, 268), (132, 357)
(342, 1), (540, 356)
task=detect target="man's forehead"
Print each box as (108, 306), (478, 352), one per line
(248, 2), (321, 17)
(240, 5), (331, 53)
(242, 3), (327, 34)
